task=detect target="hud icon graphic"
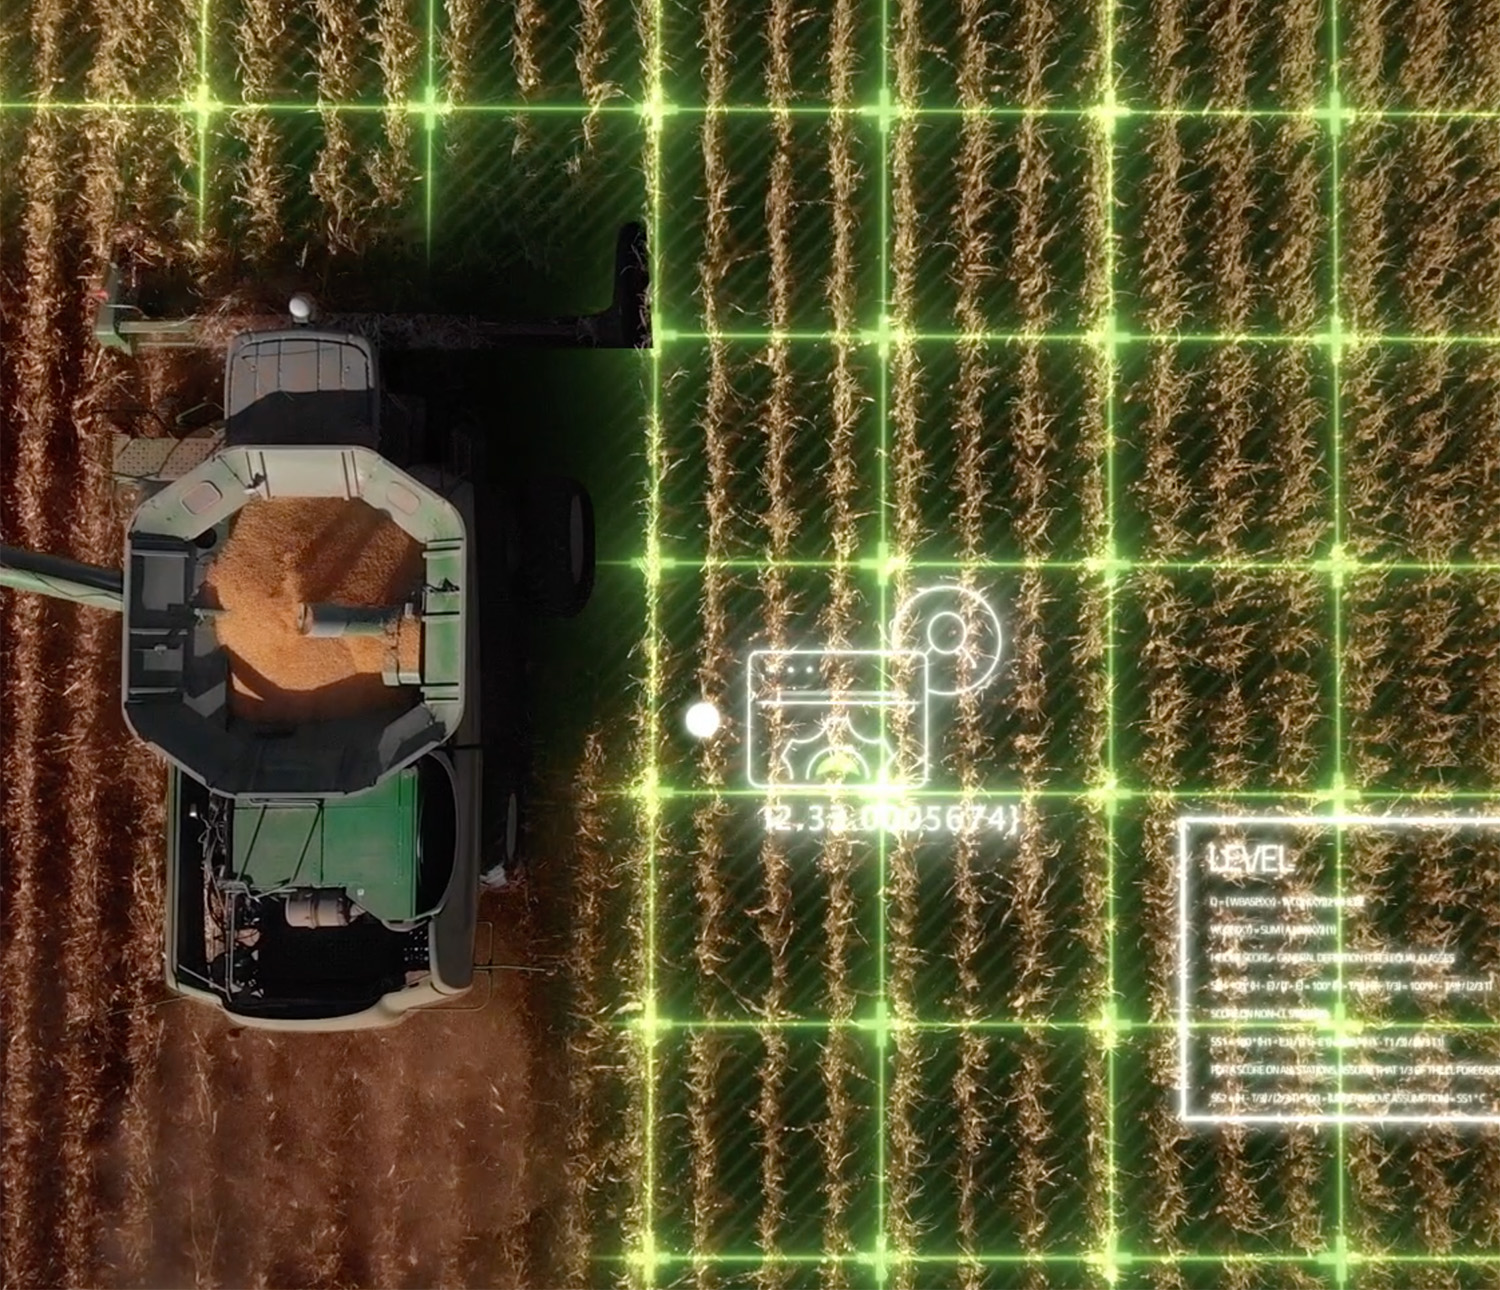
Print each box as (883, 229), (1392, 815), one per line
(745, 584), (1003, 790)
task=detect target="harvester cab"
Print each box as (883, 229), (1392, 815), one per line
(0, 224), (650, 1031)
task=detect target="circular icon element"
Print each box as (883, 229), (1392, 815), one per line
(685, 700), (722, 739)
(889, 584), (1003, 696)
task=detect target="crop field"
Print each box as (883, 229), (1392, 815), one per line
(9, 0), (1500, 1287)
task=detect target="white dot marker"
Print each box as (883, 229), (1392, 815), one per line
(685, 700), (721, 739)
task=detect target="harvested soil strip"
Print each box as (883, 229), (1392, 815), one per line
(311, 0), (371, 253)
(369, 0), (422, 210)
(166, 1010), (221, 1287)
(203, 497), (424, 724)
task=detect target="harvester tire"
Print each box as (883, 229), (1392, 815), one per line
(519, 475), (595, 618)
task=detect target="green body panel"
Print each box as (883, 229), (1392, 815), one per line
(231, 769), (419, 922)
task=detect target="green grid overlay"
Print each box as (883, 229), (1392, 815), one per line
(12, 0), (1500, 1282)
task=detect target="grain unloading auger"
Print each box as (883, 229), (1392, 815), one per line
(0, 223), (650, 1031)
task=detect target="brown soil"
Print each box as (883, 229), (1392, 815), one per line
(203, 496), (424, 723)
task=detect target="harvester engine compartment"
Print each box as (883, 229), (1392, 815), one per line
(185, 753), (456, 1014)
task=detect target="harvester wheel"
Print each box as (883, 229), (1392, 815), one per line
(518, 475), (594, 618)
(480, 788), (522, 892)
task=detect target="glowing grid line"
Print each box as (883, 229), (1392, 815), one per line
(6, 0), (1496, 1279)
(636, 0), (666, 1282)
(611, 784), (1500, 801)
(875, 0), (891, 1278)
(1329, 0), (1349, 1260)
(1099, 0), (1123, 1276)
(18, 98), (1500, 123)
(607, 1015), (1500, 1033)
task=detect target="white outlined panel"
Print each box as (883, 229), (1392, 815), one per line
(1178, 814), (1500, 1126)
(745, 648), (931, 789)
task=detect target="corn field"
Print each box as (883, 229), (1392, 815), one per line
(6, 0), (1500, 1286)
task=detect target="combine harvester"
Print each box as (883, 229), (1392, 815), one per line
(0, 225), (650, 1030)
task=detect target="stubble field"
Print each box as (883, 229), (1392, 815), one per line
(7, 0), (1500, 1287)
